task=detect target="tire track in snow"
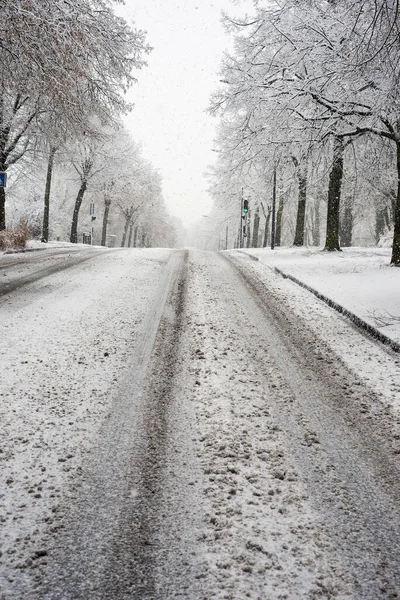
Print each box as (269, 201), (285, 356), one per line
(180, 251), (353, 600)
(224, 251), (400, 599)
(38, 249), (205, 599)
(0, 248), (116, 299)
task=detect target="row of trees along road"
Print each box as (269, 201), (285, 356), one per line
(209, 0), (400, 265)
(1, 0), (177, 246)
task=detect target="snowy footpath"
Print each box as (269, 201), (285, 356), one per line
(0, 245), (399, 599)
(238, 246), (400, 345)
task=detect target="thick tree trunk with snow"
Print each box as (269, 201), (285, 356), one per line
(263, 216), (270, 247)
(261, 204), (271, 248)
(101, 198), (111, 246)
(292, 156), (307, 247)
(0, 185), (5, 231)
(121, 217), (130, 247)
(0, 141), (6, 229)
(275, 198), (284, 247)
(133, 226), (139, 247)
(293, 173), (307, 246)
(41, 146), (56, 243)
(70, 180), (87, 243)
(340, 201), (353, 247)
(271, 166), (277, 250)
(127, 222), (134, 247)
(391, 142), (400, 265)
(325, 137), (344, 252)
(313, 200), (321, 246)
(252, 207), (260, 247)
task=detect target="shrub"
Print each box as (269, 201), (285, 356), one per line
(0, 221), (30, 250)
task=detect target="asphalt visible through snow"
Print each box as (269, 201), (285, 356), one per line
(1, 248), (400, 599)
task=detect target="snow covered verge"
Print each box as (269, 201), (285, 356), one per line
(0, 247), (173, 597)
(2, 240), (89, 254)
(234, 247), (400, 345)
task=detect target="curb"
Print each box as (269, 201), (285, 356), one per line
(236, 250), (259, 262)
(274, 266), (400, 354)
(4, 247), (49, 254)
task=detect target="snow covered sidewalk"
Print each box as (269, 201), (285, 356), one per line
(234, 247), (400, 345)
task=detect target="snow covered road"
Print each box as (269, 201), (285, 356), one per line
(0, 246), (111, 298)
(1, 247), (400, 599)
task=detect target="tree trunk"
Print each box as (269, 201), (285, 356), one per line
(246, 216), (251, 248)
(325, 136), (344, 251)
(313, 200), (321, 246)
(391, 141), (400, 265)
(0, 155), (6, 229)
(141, 230), (146, 247)
(70, 180), (87, 243)
(41, 146), (57, 243)
(101, 198), (111, 246)
(271, 166), (277, 250)
(261, 203), (271, 248)
(263, 213), (270, 247)
(133, 226), (139, 247)
(127, 222), (134, 247)
(252, 207), (260, 248)
(121, 217), (130, 247)
(0, 186), (5, 231)
(340, 202), (353, 247)
(275, 197), (284, 247)
(293, 169), (307, 246)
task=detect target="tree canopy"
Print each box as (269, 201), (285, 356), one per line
(209, 0), (400, 264)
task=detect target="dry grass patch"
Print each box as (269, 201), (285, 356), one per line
(0, 222), (30, 250)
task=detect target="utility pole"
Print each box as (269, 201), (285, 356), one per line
(90, 201), (96, 245)
(271, 165), (277, 250)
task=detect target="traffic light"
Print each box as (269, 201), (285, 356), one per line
(243, 199), (249, 213)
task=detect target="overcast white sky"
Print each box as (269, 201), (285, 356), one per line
(119, 0), (253, 227)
